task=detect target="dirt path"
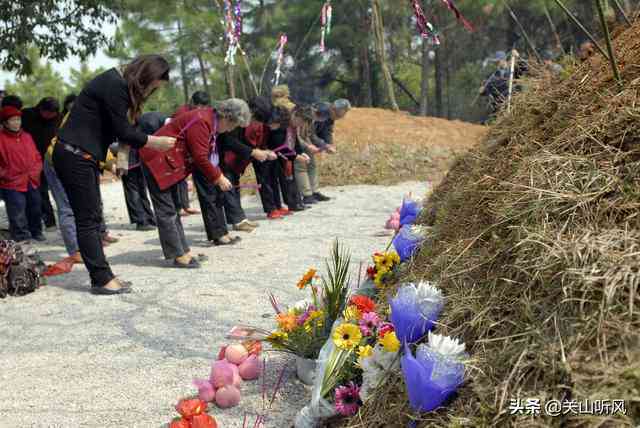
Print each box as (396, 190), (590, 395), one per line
(0, 179), (427, 428)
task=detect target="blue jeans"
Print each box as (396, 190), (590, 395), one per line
(1, 184), (43, 242)
(44, 160), (79, 256)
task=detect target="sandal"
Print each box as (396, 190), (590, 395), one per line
(90, 279), (132, 295)
(212, 235), (241, 246)
(173, 258), (201, 269)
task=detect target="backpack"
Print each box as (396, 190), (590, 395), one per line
(0, 240), (44, 298)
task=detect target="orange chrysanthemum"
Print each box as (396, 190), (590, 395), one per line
(297, 268), (318, 289)
(276, 313), (298, 332)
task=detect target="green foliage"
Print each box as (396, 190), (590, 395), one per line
(321, 240), (352, 330)
(0, 0), (117, 74)
(3, 49), (67, 107)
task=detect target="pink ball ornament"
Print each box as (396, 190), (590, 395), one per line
(210, 360), (235, 388)
(225, 344), (249, 365)
(193, 378), (216, 402)
(214, 385), (241, 408)
(238, 354), (262, 380)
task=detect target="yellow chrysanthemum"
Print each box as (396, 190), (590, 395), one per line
(267, 331), (288, 344)
(358, 344), (374, 360)
(343, 305), (362, 322)
(303, 323), (313, 334)
(374, 267), (389, 286)
(332, 323), (363, 350)
(379, 331), (401, 353)
(388, 251), (400, 264)
(276, 313), (297, 332)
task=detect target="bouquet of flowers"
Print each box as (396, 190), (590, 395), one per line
(401, 332), (467, 412)
(295, 295), (402, 427)
(365, 251), (401, 289)
(266, 240), (352, 360)
(393, 225), (427, 262)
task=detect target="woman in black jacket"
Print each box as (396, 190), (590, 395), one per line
(53, 55), (176, 295)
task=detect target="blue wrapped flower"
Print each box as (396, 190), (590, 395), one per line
(399, 196), (422, 226)
(401, 332), (466, 412)
(393, 225), (425, 262)
(390, 281), (443, 343)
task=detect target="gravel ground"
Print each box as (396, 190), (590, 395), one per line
(0, 180), (427, 428)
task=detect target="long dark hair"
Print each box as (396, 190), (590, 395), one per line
(123, 54), (170, 120)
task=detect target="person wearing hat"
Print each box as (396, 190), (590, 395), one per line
(0, 106), (46, 243)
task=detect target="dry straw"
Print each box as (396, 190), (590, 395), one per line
(337, 19), (640, 428)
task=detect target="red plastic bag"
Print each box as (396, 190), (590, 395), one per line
(175, 399), (206, 418)
(169, 418), (191, 428)
(191, 414), (218, 428)
(42, 257), (75, 277)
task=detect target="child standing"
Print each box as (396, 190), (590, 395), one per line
(0, 106), (45, 243)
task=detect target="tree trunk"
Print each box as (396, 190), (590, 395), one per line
(445, 59), (452, 119)
(371, 0), (399, 111)
(434, 45), (443, 117)
(238, 69), (249, 100)
(360, 45), (373, 107)
(225, 65), (236, 98)
(177, 20), (189, 104)
(419, 38), (430, 116)
(196, 54), (211, 97)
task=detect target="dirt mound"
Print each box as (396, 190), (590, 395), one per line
(346, 20), (640, 428)
(319, 108), (486, 187)
(334, 108), (486, 150)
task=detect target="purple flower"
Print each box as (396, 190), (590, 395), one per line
(334, 382), (362, 416)
(359, 312), (381, 336)
(390, 282), (443, 344)
(401, 335), (466, 412)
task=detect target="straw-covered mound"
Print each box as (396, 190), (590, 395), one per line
(341, 22), (640, 428)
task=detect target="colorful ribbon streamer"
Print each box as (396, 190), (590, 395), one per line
(224, 0), (243, 65)
(411, 0), (440, 45)
(439, 0), (474, 32)
(320, 1), (333, 52)
(274, 34), (288, 85)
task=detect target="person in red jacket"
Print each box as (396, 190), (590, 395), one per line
(0, 106), (45, 243)
(140, 98), (251, 267)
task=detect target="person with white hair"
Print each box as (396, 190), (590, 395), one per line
(139, 98), (251, 268)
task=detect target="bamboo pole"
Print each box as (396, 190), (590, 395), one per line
(506, 50), (516, 113)
(611, 0), (633, 26)
(595, 0), (623, 85)
(502, 0), (543, 63)
(551, 0), (610, 60)
(543, 3), (565, 54)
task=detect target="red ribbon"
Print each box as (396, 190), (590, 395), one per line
(440, 0), (474, 32)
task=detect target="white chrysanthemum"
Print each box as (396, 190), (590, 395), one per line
(372, 344), (400, 370)
(410, 225), (427, 236)
(292, 299), (312, 312)
(427, 331), (466, 359)
(394, 281), (444, 319)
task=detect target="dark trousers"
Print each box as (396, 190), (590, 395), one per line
(1, 184), (43, 242)
(193, 169), (227, 241)
(172, 179), (190, 211)
(253, 160), (281, 214)
(277, 160), (302, 209)
(143, 166), (190, 259)
(222, 169), (246, 225)
(39, 171), (56, 227)
(122, 167), (156, 226)
(53, 143), (115, 288)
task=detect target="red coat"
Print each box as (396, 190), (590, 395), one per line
(0, 128), (42, 192)
(139, 107), (222, 191)
(223, 121), (269, 176)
